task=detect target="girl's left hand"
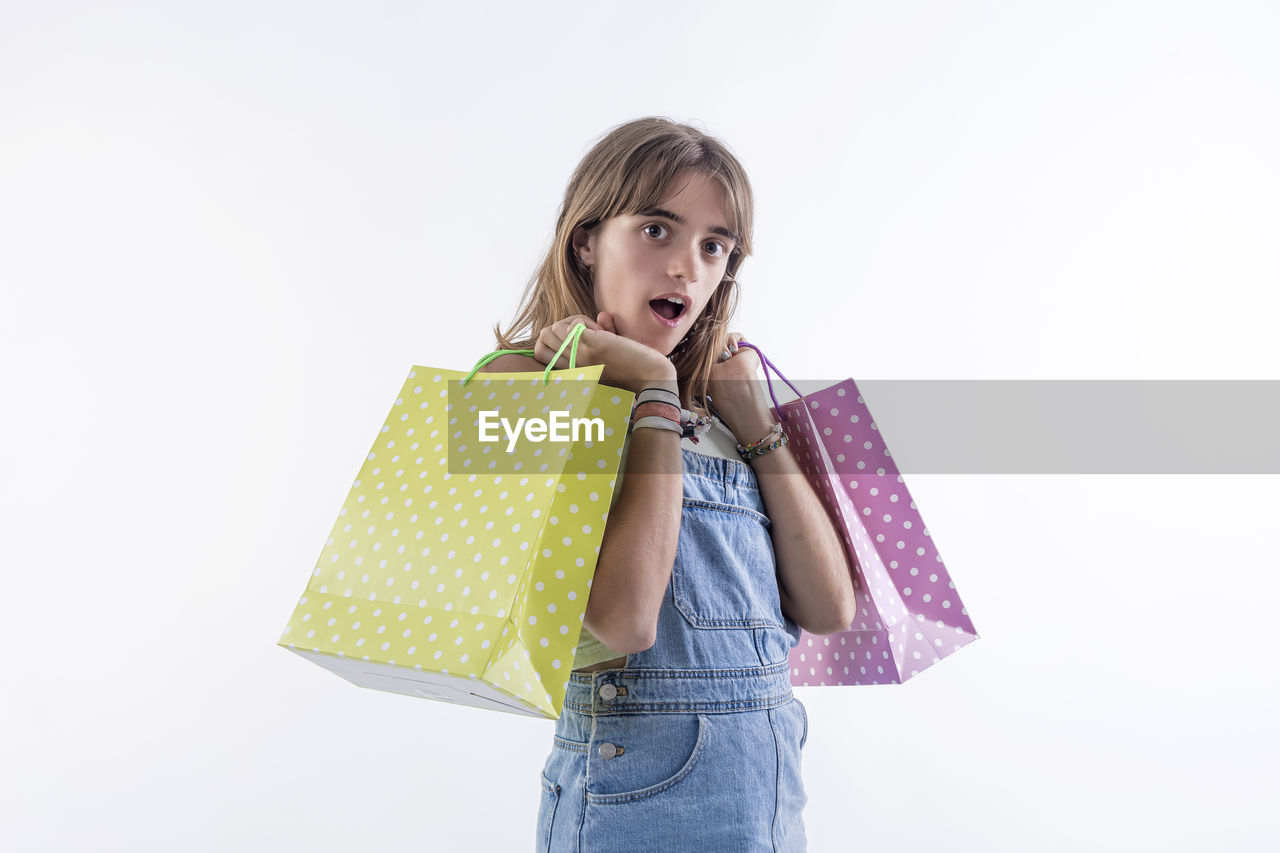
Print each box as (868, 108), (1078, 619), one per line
(708, 332), (773, 438)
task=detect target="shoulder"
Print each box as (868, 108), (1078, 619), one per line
(478, 353), (545, 374)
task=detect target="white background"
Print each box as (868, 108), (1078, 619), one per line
(2, 2), (1278, 851)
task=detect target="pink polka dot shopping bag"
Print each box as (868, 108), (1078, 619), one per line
(279, 325), (634, 718)
(737, 343), (980, 686)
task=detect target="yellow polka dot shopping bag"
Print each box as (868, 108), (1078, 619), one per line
(279, 325), (633, 719)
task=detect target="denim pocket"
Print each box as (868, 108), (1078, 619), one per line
(537, 770), (560, 851)
(585, 713), (707, 804)
(671, 500), (786, 630)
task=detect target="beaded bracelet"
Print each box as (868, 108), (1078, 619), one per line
(735, 422), (786, 461)
(736, 422), (782, 455)
(740, 430), (789, 461)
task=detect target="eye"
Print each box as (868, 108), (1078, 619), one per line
(643, 223), (669, 240)
(703, 240), (728, 258)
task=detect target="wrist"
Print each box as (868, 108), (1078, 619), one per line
(719, 405), (776, 446)
(627, 363), (677, 397)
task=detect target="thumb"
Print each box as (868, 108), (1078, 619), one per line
(596, 311), (617, 334)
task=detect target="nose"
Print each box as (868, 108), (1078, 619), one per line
(668, 241), (699, 282)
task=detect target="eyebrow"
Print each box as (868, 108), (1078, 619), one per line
(637, 207), (740, 246)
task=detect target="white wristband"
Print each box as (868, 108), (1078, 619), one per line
(636, 387), (681, 407)
(631, 415), (683, 435)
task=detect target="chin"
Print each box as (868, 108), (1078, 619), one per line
(625, 326), (673, 353)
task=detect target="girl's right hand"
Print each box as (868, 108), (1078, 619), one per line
(534, 313), (676, 395)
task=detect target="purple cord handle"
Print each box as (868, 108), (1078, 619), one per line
(734, 341), (803, 418)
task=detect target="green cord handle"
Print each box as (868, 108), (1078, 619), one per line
(461, 322), (588, 386)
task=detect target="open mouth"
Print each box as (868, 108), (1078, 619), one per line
(649, 296), (687, 323)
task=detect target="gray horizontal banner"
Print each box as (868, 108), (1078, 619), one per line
(438, 378), (1280, 475)
(800, 379), (1280, 474)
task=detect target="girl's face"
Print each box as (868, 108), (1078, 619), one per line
(574, 170), (738, 355)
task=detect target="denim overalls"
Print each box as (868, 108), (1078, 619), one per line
(536, 448), (810, 852)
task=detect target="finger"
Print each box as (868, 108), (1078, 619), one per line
(596, 311), (616, 334)
(735, 344), (761, 372)
(534, 328), (565, 366)
(715, 332), (739, 363)
(558, 315), (599, 335)
(555, 324), (589, 367)
(531, 339), (551, 366)
(552, 322), (592, 366)
(547, 319), (587, 355)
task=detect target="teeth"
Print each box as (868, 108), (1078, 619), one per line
(662, 296), (685, 306)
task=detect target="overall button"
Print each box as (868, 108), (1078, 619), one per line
(598, 742), (618, 760)
(598, 683), (617, 701)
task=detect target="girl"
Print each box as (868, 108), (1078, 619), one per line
(481, 117), (856, 852)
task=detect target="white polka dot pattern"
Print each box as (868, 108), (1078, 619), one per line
(779, 379), (979, 685)
(278, 363), (633, 718)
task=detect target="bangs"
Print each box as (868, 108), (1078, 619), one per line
(603, 144), (748, 248)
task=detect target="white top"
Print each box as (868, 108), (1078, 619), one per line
(680, 414), (740, 461)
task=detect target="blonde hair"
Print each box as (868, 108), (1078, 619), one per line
(495, 116), (755, 415)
